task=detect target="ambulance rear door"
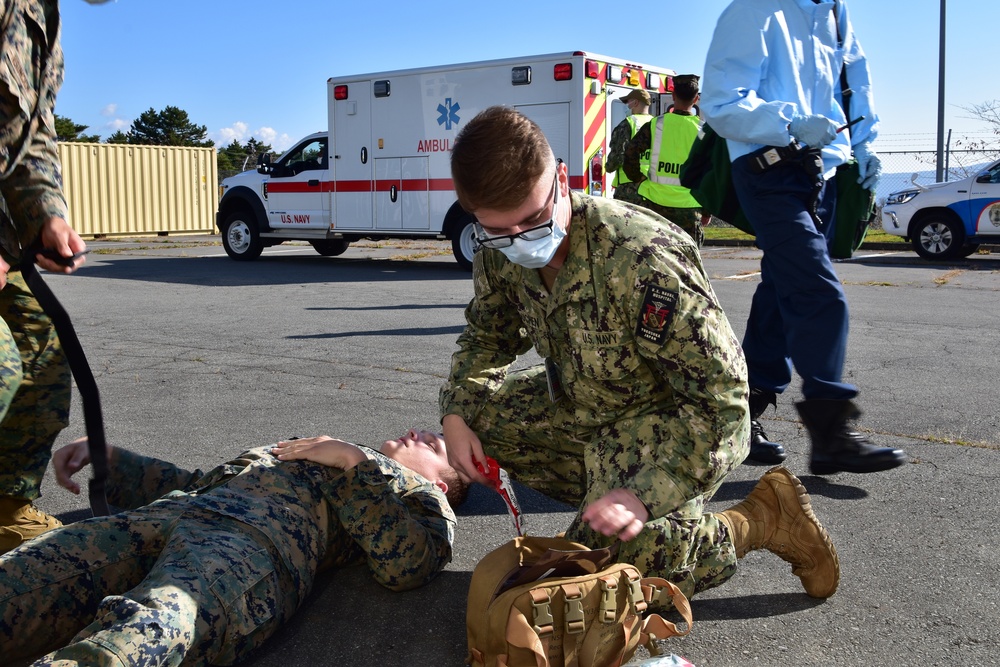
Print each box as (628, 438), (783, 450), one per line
(331, 80), (374, 230)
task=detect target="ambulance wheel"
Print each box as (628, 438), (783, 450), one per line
(911, 214), (964, 261)
(222, 212), (264, 261)
(311, 239), (350, 256)
(452, 219), (477, 271)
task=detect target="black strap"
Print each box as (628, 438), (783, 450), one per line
(833, 0), (853, 120)
(20, 259), (111, 516)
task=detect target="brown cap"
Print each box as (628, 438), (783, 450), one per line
(619, 88), (651, 105)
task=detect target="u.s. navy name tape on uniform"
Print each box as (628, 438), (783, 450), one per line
(0, 0), (72, 506)
(441, 191), (749, 600)
(0, 443), (456, 664)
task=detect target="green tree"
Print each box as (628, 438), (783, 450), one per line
(125, 106), (214, 147)
(105, 130), (129, 144)
(54, 114), (101, 143)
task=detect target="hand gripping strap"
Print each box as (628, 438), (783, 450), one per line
(20, 260), (110, 516)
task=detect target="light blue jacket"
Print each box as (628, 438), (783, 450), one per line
(700, 0), (878, 176)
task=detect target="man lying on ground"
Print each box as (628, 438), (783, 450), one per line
(0, 429), (468, 666)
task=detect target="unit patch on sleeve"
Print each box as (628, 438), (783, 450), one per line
(634, 284), (677, 346)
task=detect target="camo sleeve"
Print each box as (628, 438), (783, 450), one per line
(622, 242), (749, 516)
(439, 252), (533, 425)
(105, 448), (205, 509)
(326, 459), (455, 591)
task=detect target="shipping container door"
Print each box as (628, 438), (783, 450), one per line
(332, 81), (374, 230)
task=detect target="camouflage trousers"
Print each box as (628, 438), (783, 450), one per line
(0, 501), (293, 666)
(635, 201), (705, 248)
(0, 269), (70, 500)
(470, 366), (738, 601)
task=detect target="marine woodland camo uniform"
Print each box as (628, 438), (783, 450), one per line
(0, 0), (72, 504)
(441, 191), (749, 598)
(0, 443), (456, 665)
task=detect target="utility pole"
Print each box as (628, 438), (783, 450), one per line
(936, 0), (946, 181)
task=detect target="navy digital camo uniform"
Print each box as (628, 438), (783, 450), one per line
(441, 191), (749, 599)
(0, 443), (456, 665)
(0, 0), (72, 502)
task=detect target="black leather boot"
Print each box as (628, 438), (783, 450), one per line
(795, 399), (907, 475)
(747, 388), (787, 464)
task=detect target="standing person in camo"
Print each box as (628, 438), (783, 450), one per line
(605, 88), (652, 206)
(699, 0), (906, 472)
(622, 74), (705, 246)
(0, 0), (95, 555)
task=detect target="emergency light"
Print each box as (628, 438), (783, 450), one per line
(511, 66), (531, 85)
(553, 63), (573, 81)
(584, 59), (601, 79)
(333, 85), (348, 100)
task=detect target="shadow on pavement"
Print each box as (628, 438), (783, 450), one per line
(58, 255), (471, 288)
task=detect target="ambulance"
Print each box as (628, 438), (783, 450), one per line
(216, 51), (677, 269)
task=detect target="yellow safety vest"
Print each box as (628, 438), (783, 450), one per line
(637, 113), (701, 208)
(612, 113), (652, 187)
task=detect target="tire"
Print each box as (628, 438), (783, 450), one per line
(911, 214), (964, 261)
(451, 218), (478, 271)
(311, 239), (350, 257)
(222, 212), (264, 261)
(958, 243), (981, 258)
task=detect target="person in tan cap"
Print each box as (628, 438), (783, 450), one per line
(605, 88), (652, 205)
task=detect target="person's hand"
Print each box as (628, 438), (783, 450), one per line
(53, 437), (113, 494)
(442, 414), (489, 485)
(789, 114), (839, 148)
(272, 436), (367, 470)
(854, 142), (883, 190)
(34, 216), (87, 274)
(581, 488), (649, 541)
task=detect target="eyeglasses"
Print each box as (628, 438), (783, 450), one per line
(475, 173), (559, 250)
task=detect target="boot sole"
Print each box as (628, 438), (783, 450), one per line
(810, 455), (907, 475)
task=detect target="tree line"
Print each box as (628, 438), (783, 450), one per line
(55, 105), (273, 174)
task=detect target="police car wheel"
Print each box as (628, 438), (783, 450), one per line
(912, 215), (964, 261)
(222, 212), (264, 261)
(452, 219), (477, 271)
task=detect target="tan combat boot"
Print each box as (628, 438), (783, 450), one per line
(717, 466), (840, 598)
(0, 497), (63, 555)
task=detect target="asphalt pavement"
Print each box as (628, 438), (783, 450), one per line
(26, 236), (1000, 667)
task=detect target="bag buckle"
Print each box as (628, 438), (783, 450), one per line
(564, 587), (585, 635)
(599, 576), (618, 624)
(530, 589), (554, 636)
(628, 571), (647, 613)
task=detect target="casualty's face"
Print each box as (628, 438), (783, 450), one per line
(380, 429), (450, 479)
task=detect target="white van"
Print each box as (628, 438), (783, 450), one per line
(882, 159), (1000, 260)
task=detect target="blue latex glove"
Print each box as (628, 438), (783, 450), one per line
(789, 114), (839, 148)
(854, 142), (882, 190)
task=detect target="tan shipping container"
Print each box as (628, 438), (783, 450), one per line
(59, 142), (218, 238)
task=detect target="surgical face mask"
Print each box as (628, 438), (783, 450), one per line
(497, 218), (567, 269)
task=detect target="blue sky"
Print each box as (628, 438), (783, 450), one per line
(59, 0), (998, 153)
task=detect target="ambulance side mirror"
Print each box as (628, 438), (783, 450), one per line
(257, 152), (273, 175)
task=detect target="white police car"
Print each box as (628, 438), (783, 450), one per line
(882, 159), (1000, 260)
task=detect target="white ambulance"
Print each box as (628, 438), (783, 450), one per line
(216, 51), (677, 269)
